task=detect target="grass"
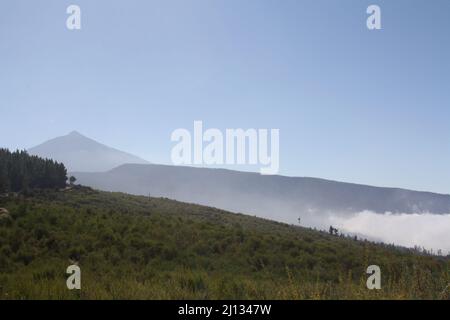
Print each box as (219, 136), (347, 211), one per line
(0, 187), (448, 299)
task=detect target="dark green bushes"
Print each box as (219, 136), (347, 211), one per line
(0, 187), (448, 299)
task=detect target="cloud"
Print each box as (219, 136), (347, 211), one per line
(328, 211), (450, 255)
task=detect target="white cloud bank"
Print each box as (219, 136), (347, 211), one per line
(328, 211), (450, 255)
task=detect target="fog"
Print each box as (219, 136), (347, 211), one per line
(328, 211), (450, 255)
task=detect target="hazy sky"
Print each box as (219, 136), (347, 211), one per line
(1, 0), (449, 194)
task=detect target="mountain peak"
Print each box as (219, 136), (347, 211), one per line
(67, 130), (84, 137)
(28, 132), (150, 172)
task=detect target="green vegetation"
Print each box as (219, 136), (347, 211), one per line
(0, 187), (448, 300)
(0, 149), (67, 193)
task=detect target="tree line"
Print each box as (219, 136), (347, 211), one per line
(0, 148), (67, 193)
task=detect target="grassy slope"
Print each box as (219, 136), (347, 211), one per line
(0, 187), (448, 299)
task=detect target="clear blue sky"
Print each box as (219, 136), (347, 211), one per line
(1, 0), (449, 194)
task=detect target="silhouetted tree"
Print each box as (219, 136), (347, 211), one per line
(329, 226), (338, 236)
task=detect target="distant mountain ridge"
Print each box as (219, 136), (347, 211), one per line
(73, 163), (450, 227)
(28, 131), (149, 172)
(28, 132), (450, 227)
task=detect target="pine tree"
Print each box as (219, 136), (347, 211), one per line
(0, 148), (68, 192)
(0, 159), (9, 193)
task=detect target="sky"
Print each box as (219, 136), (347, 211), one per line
(1, 0), (449, 194)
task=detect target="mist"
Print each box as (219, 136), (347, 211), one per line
(328, 211), (450, 255)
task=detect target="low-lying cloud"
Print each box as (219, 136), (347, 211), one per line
(328, 211), (450, 255)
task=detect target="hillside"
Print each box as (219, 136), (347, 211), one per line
(73, 163), (450, 227)
(26, 131), (450, 227)
(28, 131), (149, 172)
(0, 187), (448, 299)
